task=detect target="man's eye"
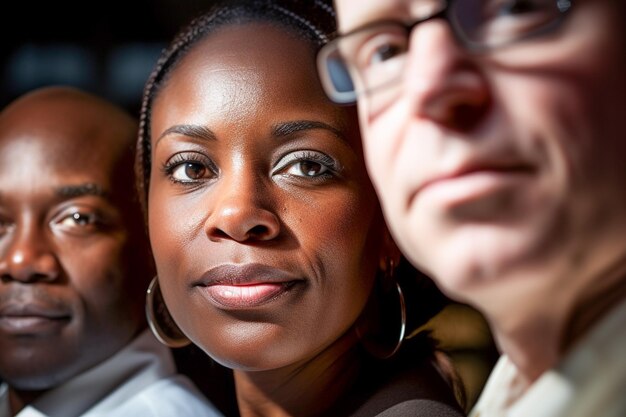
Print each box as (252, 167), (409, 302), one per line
(370, 43), (406, 64)
(59, 212), (97, 227)
(171, 162), (209, 181)
(475, 0), (555, 41)
(356, 34), (407, 69)
(501, 0), (542, 15)
(485, 0), (546, 17)
(0, 219), (13, 236)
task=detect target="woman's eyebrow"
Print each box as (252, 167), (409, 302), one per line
(55, 183), (109, 199)
(272, 120), (346, 142)
(156, 124), (217, 145)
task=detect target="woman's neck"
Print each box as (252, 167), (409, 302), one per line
(233, 331), (362, 417)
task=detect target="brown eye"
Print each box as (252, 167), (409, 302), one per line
(54, 209), (104, 234)
(171, 162), (209, 181)
(297, 161), (326, 177)
(185, 163), (206, 179)
(164, 152), (217, 184)
(69, 212), (93, 226)
(59, 212), (95, 227)
(0, 218), (13, 236)
(273, 150), (338, 181)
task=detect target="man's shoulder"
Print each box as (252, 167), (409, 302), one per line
(115, 374), (224, 417)
(374, 399), (466, 417)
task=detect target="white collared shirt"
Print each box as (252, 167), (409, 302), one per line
(470, 298), (626, 417)
(0, 330), (223, 417)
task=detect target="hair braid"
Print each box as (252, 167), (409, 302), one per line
(313, 0), (335, 18)
(269, 4), (330, 44)
(133, 1), (459, 398)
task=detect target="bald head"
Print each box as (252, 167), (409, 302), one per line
(0, 86), (152, 398)
(0, 86), (137, 158)
(0, 86), (142, 229)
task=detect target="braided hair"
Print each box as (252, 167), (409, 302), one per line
(136, 0), (336, 211)
(135, 1), (465, 407)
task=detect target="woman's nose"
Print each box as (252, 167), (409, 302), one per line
(204, 176), (281, 243)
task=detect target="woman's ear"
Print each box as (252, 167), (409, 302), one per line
(379, 225), (402, 271)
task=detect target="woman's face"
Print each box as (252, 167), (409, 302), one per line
(148, 23), (385, 370)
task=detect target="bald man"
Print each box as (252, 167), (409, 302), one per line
(0, 86), (222, 417)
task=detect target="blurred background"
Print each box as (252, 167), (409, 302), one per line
(0, 0), (215, 115)
(0, 0), (499, 412)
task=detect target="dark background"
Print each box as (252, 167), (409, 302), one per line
(0, 0), (218, 116)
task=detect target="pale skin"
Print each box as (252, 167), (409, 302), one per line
(334, 0), (626, 387)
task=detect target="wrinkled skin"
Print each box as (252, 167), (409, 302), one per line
(335, 0), (626, 380)
(0, 87), (152, 411)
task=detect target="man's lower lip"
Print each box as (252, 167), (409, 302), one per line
(202, 282), (297, 309)
(0, 316), (70, 335)
(416, 170), (533, 208)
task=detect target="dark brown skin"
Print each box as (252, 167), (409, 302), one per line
(148, 23), (399, 417)
(0, 86), (152, 414)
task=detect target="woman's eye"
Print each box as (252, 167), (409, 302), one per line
(171, 162), (209, 181)
(163, 153), (217, 184)
(274, 150), (338, 180)
(285, 161), (329, 177)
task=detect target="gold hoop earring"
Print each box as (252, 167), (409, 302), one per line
(146, 276), (191, 348)
(356, 259), (407, 359)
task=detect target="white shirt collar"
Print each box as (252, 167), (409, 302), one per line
(471, 297), (626, 417)
(1, 329), (177, 417)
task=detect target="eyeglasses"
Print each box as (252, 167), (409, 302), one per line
(317, 0), (573, 105)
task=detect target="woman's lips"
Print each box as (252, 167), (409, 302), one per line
(195, 263), (303, 310)
(203, 281), (298, 309)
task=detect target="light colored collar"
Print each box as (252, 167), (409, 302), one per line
(471, 297), (626, 417)
(1, 329), (177, 417)
(0, 384), (9, 417)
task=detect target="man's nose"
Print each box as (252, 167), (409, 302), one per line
(0, 222), (60, 284)
(403, 20), (490, 131)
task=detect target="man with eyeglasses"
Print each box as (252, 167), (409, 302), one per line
(318, 1), (626, 416)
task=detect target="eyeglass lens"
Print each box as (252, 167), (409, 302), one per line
(320, 0), (571, 104)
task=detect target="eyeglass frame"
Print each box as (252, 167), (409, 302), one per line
(317, 0), (574, 104)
